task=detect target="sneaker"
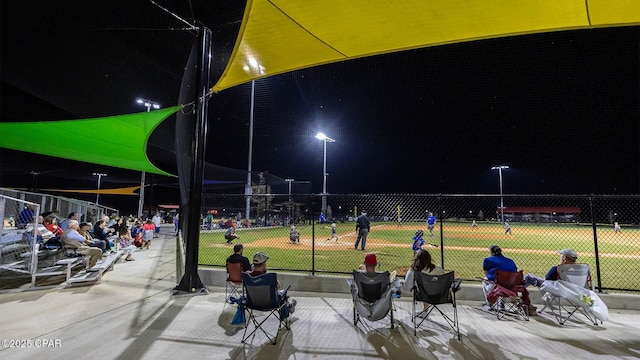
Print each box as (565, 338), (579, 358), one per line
(483, 303), (495, 312)
(289, 299), (297, 314)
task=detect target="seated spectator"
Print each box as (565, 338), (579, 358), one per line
(17, 204), (36, 228)
(44, 215), (64, 238)
(225, 225), (239, 244)
(226, 243), (252, 272)
(117, 224), (136, 261)
(358, 252), (379, 273)
(131, 222), (147, 248)
(289, 225), (300, 244)
(61, 220), (103, 269)
(77, 221), (108, 254)
(93, 219), (114, 250)
(25, 215), (55, 245)
(59, 212), (79, 231)
(482, 245), (517, 308)
(524, 248), (579, 287)
(249, 251), (296, 314)
(403, 249), (445, 303)
(142, 219), (155, 249)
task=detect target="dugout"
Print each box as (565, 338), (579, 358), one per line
(500, 207), (581, 223)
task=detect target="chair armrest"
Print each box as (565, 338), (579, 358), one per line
(451, 278), (462, 293)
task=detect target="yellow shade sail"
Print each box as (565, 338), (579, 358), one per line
(213, 0), (640, 92)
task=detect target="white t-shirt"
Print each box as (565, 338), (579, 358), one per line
(403, 264), (445, 292)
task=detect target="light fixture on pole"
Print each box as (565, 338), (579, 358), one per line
(491, 165), (509, 223)
(136, 98), (161, 112)
(315, 132), (335, 215)
(136, 98), (161, 219)
(92, 172), (107, 206)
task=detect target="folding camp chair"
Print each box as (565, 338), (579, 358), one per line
(489, 270), (529, 321)
(350, 271), (394, 329)
(412, 271), (461, 339)
(225, 262), (243, 303)
(241, 272), (291, 344)
(539, 263), (599, 325)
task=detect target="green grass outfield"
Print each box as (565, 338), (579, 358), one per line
(198, 222), (640, 291)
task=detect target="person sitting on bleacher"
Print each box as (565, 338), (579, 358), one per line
(59, 212), (78, 231)
(93, 219), (114, 251)
(61, 220), (103, 269)
(117, 224), (136, 261)
(25, 215), (55, 245)
(44, 215), (64, 238)
(17, 204), (36, 229)
(77, 222), (109, 254)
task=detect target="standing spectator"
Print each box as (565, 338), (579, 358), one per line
(427, 212), (437, 237)
(173, 213), (180, 233)
(225, 225), (239, 244)
(152, 213), (162, 237)
(354, 211), (371, 251)
(17, 204), (36, 228)
(61, 220), (103, 269)
(482, 245), (517, 309)
(504, 221), (512, 235)
(412, 230), (425, 256)
(59, 212), (78, 231)
(226, 243), (251, 272)
(142, 220), (154, 249)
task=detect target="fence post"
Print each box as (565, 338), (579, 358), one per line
(589, 196), (603, 292)
(311, 194), (316, 276)
(438, 194), (444, 269)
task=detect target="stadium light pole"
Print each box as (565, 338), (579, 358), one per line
(136, 98), (160, 219)
(92, 172), (107, 206)
(315, 132), (335, 215)
(491, 165), (509, 222)
(285, 179), (294, 224)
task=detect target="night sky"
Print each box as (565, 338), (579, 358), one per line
(1, 2), (639, 212)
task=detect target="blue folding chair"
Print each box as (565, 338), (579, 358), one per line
(241, 272), (291, 344)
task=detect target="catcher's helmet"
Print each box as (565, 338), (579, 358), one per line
(415, 230), (424, 237)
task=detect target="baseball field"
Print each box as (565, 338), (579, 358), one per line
(198, 222), (640, 291)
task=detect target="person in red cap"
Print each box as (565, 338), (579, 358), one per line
(358, 253), (378, 273)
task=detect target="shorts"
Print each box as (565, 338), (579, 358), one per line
(143, 230), (154, 241)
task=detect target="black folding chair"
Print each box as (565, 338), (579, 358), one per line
(351, 271), (394, 329)
(241, 272), (291, 344)
(412, 271), (461, 339)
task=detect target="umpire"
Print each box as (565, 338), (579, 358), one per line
(354, 211), (371, 251)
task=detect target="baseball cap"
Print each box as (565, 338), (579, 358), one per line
(253, 251), (270, 264)
(364, 253), (377, 265)
(557, 248), (578, 260)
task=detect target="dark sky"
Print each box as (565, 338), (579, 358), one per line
(1, 1), (639, 212)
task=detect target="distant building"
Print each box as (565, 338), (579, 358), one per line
(499, 207), (581, 223)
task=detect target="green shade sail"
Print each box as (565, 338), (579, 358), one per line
(0, 106), (181, 176)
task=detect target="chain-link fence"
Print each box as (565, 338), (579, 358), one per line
(199, 193), (640, 292)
